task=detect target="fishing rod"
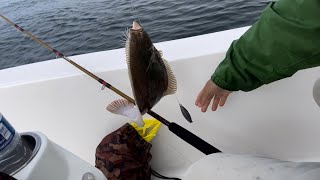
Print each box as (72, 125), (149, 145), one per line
(0, 14), (220, 155)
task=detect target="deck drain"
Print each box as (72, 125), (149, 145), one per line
(82, 172), (95, 180)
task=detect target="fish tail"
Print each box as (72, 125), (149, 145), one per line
(107, 99), (144, 127)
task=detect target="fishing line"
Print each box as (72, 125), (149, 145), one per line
(0, 13), (220, 155)
(130, 0), (142, 26)
(151, 169), (182, 180)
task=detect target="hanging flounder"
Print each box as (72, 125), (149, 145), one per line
(127, 21), (177, 113)
(107, 21), (191, 126)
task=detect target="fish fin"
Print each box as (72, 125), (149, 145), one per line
(146, 49), (163, 79)
(125, 40), (132, 81)
(162, 58), (177, 96)
(125, 41), (135, 96)
(107, 99), (144, 127)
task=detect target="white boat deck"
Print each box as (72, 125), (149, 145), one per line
(1, 26), (320, 178)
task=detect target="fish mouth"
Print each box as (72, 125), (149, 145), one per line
(131, 21), (143, 31)
(130, 28), (143, 32)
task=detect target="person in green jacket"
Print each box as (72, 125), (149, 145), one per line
(195, 0), (320, 112)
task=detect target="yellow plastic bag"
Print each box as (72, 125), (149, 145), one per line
(131, 119), (162, 142)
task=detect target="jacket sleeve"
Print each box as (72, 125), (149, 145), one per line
(211, 0), (320, 92)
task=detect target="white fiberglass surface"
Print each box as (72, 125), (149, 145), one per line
(1, 26), (320, 175)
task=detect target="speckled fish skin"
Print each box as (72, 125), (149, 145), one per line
(126, 21), (168, 115)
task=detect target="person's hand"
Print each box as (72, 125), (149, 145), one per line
(195, 79), (232, 112)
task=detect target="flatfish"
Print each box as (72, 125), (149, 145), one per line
(107, 21), (192, 126)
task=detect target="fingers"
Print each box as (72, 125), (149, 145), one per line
(199, 92), (210, 107)
(196, 80), (211, 106)
(196, 89), (213, 112)
(219, 95), (228, 107)
(195, 89), (204, 107)
(198, 95), (228, 112)
(201, 98), (211, 112)
(195, 79), (232, 112)
(195, 86), (214, 112)
(196, 87), (212, 107)
(211, 96), (221, 111)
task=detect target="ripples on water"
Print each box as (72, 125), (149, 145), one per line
(0, 0), (270, 70)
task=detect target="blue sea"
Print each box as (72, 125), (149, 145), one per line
(0, 0), (270, 70)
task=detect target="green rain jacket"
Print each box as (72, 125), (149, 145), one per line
(211, 0), (320, 92)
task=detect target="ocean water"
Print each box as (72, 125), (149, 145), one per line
(0, 0), (270, 70)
